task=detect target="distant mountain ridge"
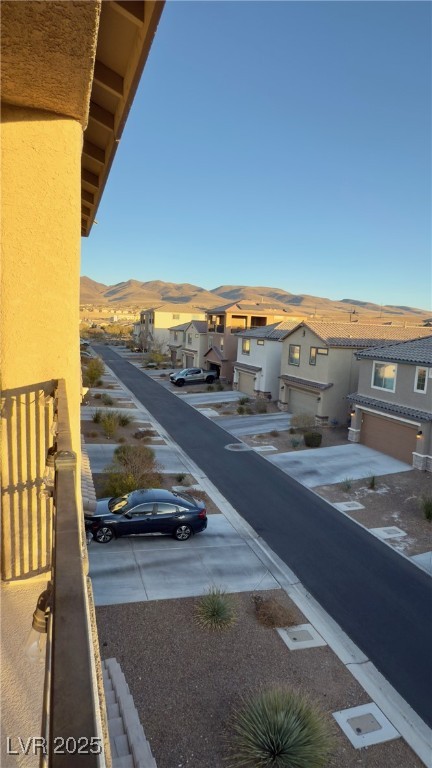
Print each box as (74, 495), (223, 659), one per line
(80, 277), (430, 321)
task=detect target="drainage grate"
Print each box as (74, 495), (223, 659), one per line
(333, 703), (400, 748)
(276, 624), (327, 650)
(334, 501), (365, 512)
(371, 526), (407, 540)
(253, 445), (277, 452)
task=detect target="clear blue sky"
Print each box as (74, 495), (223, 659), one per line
(81, 0), (431, 310)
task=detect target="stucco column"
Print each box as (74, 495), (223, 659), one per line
(1, 104), (83, 578)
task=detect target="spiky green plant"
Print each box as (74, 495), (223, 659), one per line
(421, 494), (432, 522)
(101, 412), (118, 438)
(228, 687), (333, 768)
(92, 409), (102, 423)
(195, 587), (236, 631)
(341, 477), (353, 492)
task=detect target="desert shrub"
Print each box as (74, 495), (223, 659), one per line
(228, 688), (334, 768)
(101, 393), (114, 406)
(82, 358), (105, 387)
(304, 431), (322, 448)
(245, 406), (253, 414)
(256, 400), (267, 414)
(195, 587), (236, 631)
(341, 477), (353, 492)
(290, 412), (316, 431)
(92, 409), (102, 424)
(207, 385), (214, 392)
(95, 379), (103, 387)
(106, 384), (115, 390)
(368, 474), (376, 490)
(289, 427), (296, 434)
(270, 430), (279, 437)
(101, 412), (118, 439)
(176, 473), (186, 484)
(103, 472), (138, 497)
(134, 428), (156, 440)
(215, 403), (223, 409)
(239, 396), (250, 405)
(215, 381), (224, 391)
(93, 392), (102, 400)
(421, 494), (432, 521)
(109, 444), (162, 489)
(237, 405), (245, 415)
(291, 438), (301, 449)
(85, 431), (99, 438)
(117, 436), (126, 443)
(118, 413), (132, 427)
(252, 595), (298, 628)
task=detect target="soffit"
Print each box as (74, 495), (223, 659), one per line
(81, 1), (165, 236)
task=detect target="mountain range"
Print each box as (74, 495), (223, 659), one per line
(80, 277), (430, 322)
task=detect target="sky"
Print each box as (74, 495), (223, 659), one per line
(81, 1), (431, 310)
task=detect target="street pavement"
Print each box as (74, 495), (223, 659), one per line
(91, 344), (432, 729)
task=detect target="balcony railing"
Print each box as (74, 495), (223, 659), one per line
(207, 324), (224, 333)
(43, 379), (105, 766)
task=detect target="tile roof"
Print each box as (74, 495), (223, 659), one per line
(280, 321), (432, 347)
(280, 374), (333, 391)
(204, 346), (226, 361)
(189, 320), (208, 333)
(233, 362), (262, 373)
(347, 393), (432, 422)
(356, 335), (432, 364)
(168, 322), (190, 331)
(235, 320), (299, 340)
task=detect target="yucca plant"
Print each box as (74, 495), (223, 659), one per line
(228, 688), (333, 768)
(421, 494), (432, 522)
(195, 587), (236, 631)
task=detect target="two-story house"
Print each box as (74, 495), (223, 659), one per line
(167, 320), (208, 367)
(278, 322), (432, 426)
(348, 336), (432, 470)
(138, 304), (206, 353)
(233, 321), (299, 399)
(205, 302), (303, 381)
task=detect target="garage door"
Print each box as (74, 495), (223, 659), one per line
(360, 412), (417, 464)
(289, 388), (316, 416)
(238, 372), (255, 397)
(185, 355), (194, 368)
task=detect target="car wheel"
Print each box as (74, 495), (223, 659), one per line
(173, 524), (192, 541)
(176, 379), (185, 387)
(94, 526), (114, 543)
(206, 375), (215, 383)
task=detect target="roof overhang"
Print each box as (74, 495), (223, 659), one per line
(1, 0), (165, 238)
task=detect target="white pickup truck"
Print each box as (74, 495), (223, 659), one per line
(169, 367), (217, 387)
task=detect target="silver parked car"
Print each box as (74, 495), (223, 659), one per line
(169, 367), (217, 387)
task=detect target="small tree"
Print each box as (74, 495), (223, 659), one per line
(83, 357), (105, 387)
(105, 445), (162, 494)
(290, 412), (316, 431)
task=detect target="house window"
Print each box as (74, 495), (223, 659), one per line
(415, 366), (427, 393)
(220, 338), (224, 351)
(289, 344), (300, 366)
(187, 334), (192, 345)
(172, 314), (180, 320)
(257, 340), (264, 346)
(174, 332), (177, 341)
(372, 362), (397, 392)
(309, 347), (328, 365)
(242, 339), (250, 355)
(208, 335), (213, 348)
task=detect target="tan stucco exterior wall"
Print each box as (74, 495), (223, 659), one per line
(1, 106), (83, 575)
(2, 105), (82, 448)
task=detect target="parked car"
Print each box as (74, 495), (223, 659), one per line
(85, 488), (207, 543)
(169, 367), (217, 387)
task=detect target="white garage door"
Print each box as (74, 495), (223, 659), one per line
(289, 388), (316, 416)
(238, 372), (255, 397)
(185, 355), (194, 368)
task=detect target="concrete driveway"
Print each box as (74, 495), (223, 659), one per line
(216, 412), (292, 436)
(268, 444), (412, 488)
(176, 390), (249, 405)
(88, 514), (280, 606)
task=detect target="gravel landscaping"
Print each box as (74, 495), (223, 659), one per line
(96, 590), (423, 768)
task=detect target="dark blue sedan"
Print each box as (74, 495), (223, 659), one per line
(85, 488), (207, 543)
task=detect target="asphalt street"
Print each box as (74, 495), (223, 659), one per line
(93, 345), (432, 728)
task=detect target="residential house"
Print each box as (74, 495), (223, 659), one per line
(1, 1), (164, 762)
(168, 320), (208, 368)
(205, 302), (303, 381)
(348, 336), (432, 470)
(138, 304), (206, 353)
(233, 321), (299, 399)
(278, 322), (432, 426)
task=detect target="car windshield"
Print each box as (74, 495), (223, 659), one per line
(171, 490), (196, 505)
(108, 495), (130, 513)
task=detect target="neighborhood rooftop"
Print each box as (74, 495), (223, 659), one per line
(357, 335), (432, 364)
(235, 320), (299, 339)
(281, 321), (432, 347)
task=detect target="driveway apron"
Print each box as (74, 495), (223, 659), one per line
(93, 346), (432, 728)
